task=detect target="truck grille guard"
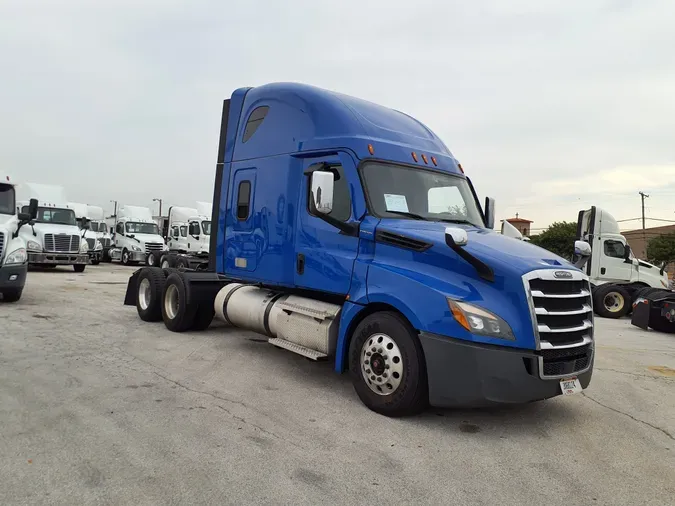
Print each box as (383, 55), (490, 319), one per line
(522, 269), (594, 379)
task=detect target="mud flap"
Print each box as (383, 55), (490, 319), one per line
(124, 269), (142, 306)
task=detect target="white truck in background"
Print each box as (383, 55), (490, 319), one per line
(0, 175), (37, 302)
(67, 202), (103, 265)
(16, 183), (90, 272)
(160, 202), (212, 270)
(110, 205), (167, 266)
(576, 206), (670, 318)
(87, 205), (114, 261)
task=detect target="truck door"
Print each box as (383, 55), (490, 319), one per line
(599, 238), (633, 283)
(295, 153), (360, 295)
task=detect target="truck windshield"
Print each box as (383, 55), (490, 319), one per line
(0, 184), (15, 215)
(201, 221), (211, 235)
(23, 206), (77, 225)
(126, 222), (159, 235)
(361, 162), (484, 227)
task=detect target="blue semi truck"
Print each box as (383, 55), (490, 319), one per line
(124, 83), (595, 416)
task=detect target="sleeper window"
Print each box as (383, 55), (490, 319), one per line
(237, 181), (251, 220)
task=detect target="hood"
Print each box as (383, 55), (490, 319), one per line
(379, 219), (575, 277)
(0, 213), (18, 232)
(126, 233), (164, 244)
(23, 222), (81, 236)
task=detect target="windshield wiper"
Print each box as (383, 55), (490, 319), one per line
(439, 218), (474, 225)
(386, 210), (429, 221)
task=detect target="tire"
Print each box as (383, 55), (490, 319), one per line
(1, 288), (23, 302)
(161, 273), (197, 332)
(160, 254), (175, 269)
(73, 264), (86, 273)
(121, 249), (131, 266)
(175, 257), (189, 270)
(190, 303), (215, 331)
(348, 311), (428, 417)
(91, 259), (100, 266)
(136, 267), (167, 322)
(146, 251), (159, 267)
(593, 284), (631, 318)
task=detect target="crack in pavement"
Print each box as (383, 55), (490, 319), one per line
(215, 405), (303, 449)
(151, 371), (249, 409)
(582, 393), (674, 441)
(595, 367), (675, 381)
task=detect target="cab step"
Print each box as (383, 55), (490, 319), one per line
(268, 338), (328, 360)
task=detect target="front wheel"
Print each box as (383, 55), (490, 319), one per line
(91, 259), (100, 266)
(1, 288), (23, 302)
(593, 284), (631, 318)
(121, 249), (131, 266)
(348, 312), (428, 417)
(73, 264), (86, 273)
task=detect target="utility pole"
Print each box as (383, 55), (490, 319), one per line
(110, 199), (118, 218)
(153, 198), (163, 217)
(639, 191), (649, 230)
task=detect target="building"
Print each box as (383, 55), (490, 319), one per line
(505, 214), (533, 236)
(623, 224), (675, 279)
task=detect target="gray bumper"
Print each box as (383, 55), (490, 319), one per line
(419, 332), (594, 408)
(128, 251), (146, 262)
(0, 262), (28, 290)
(28, 252), (90, 265)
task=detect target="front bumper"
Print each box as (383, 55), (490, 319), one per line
(88, 250), (102, 261)
(128, 250), (146, 262)
(28, 252), (90, 265)
(419, 332), (594, 408)
(0, 262), (28, 290)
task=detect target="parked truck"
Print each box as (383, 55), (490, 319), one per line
(16, 183), (90, 272)
(110, 205), (168, 266)
(160, 202), (212, 269)
(67, 202), (104, 265)
(87, 205), (114, 261)
(123, 83), (595, 416)
(575, 206), (671, 318)
(0, 175), (37, 302)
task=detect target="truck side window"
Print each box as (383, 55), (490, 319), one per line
(116, 222), (124, 235)
(309, 165), (351, 222)
(604, 240), (625, 258)
(180, 226), (187, 237)
(172, 226), (179, 238)
(242, 106), (269, 143)
(237, 181), (251, 220)
(189, 222), (200, 236)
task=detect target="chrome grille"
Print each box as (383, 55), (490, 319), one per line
(100, 238), (112, 248)
(0, 232), (4, 261)
(44, 234), (80, 253)
(523, 269), (594, 379)
(145, 242), (164, 254)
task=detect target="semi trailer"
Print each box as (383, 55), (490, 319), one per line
(16, 183), (90, 272)
(0, 175), (37, 302)
(124, 82), (595, 416)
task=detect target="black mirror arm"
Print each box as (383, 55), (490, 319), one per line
(308, 197), (358, 236)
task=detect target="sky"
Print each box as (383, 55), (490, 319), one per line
(1, 0), (674, 232)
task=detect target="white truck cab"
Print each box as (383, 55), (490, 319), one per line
(0, 175), (37, 302)
(16, 183), (90, 272)
(111, 205), (167, 266)
(577, 206), (670, 317)
(67, 202), (103, 265)
(166, 203), (212, 256)
(86, 205), (113, 261)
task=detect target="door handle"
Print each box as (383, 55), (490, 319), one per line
(296, 254), (305, 275)
(601, 267), (606, 275)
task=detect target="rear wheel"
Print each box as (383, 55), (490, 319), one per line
(593, 284), (631, 318)
(1, 288), (23, 302)
(175, 257), (189, 269)
(137, 268), (167, 322)
(348, 312), (428, 417)
(146, 251), (159, 267)
(73, 264), (86, 273)
(161, 273), (197, 332)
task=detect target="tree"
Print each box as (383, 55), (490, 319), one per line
(529, 221), (578, 259)
(646, 233), (675, 265)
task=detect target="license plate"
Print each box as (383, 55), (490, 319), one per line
(560, 377), (583, 396)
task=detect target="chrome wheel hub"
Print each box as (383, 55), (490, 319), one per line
(360, 333), (403, 395)
(138, 278), (151, 310)
(164, 284), (179, 320)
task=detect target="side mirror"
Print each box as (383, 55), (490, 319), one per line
(81, 217), (90, 230)
(484, 197), (495, 230)
(310, 171), (334, 215)
(574, 240), (592, 257)
(501, 220), (524, 240)
(28, 198), (38, 220)
(624, 244), (632, 263)
(18, 212), (31, 222)
(445, 226), (468, 247)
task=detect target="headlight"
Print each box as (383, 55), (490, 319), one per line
(80, 240), (89, 252)
(5, 247), (28, 265)
(447, 299), (515, 340)
(26, 240), (42, 251)
(94, 240), (103, 251)
(132, 244), (142, 252)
